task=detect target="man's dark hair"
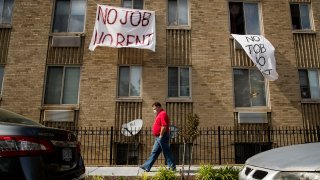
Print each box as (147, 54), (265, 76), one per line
(152, 102), (162, 107)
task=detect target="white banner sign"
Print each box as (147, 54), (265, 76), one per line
(89, 5), (156, 52)
(232, 34), (279, 81)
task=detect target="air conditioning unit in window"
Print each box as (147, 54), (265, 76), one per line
(44, 110), (74, 122)
(52, 36), (81, 47)
(238, 112), (268, 124)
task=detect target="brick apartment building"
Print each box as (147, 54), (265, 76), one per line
(0, 0), (320, 164)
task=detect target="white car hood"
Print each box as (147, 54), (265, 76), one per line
(246, 143), (320, 171)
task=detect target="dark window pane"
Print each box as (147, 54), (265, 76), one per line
(168, 0), (177, 26)
(290, 4), (301, 30)
(119, 67), (130, 96)
(180, 68), (189, 96)
(234, 69), (250, 107)
(123, 0), (132, 8)
(62, 67), (80, 104)
(244, 3), (260, 34)
(250, 70), (266, 106)
(130, 66), (141, 96)
(298, 70), (310, 98)
(300, 4), (311, 30)
(168, 67), (178, 97)
(0, 0), (14, 24)
(229, 2), (244, 34)
(69, 0), (86, 32)
(133, 0), (143, 9)
(52, 0), (70, 32)
(308, 70), (320, 99)
(178, 0), (188, 25)
(44, 67), (63, 104)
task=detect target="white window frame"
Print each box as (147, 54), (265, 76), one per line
(229, 1), (261, 35)
(233, 68), (269, 111)
(44, 65), (81, 105)
(298, 69), (320, 101)
(167, 0), (190, 27)
(290, 3), (313, 31)
(52, 0), (87, 33)
(167, 66), (191, 98)
(117, 66), (143, 98)
(122, 0), (144, 9)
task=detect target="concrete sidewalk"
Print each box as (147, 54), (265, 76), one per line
(86, 166), (201, 178)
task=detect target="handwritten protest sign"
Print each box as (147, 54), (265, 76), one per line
(89, 5), (156, 52)
(232, 34), (279, 81)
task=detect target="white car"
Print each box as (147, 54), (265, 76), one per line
(239, 142), (320, 180)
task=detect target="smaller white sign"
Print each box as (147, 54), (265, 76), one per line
(232, 34), (279, 81)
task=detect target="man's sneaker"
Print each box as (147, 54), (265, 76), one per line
(139, 166), (150, 172)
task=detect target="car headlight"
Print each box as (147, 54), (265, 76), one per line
(274, 172), (320, 180)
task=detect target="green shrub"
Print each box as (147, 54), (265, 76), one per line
(152, 167), (178, 180)
(196, 164), (240, 180)
(92, 175), (104, 180)
(136, 172), (151, 180)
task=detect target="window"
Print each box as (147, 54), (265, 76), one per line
(298, 69), (320, 99)
(0, 65), (4, 94)
(118, 66), (142, 97)
(233, 69), (266, 107)
(44, 66), (80, 104)
(0, 0), (14, 25)
(168, 0), (189, 26)
(229, 2), (260, 35)
(52, 0), (86, 33)
(168, 67), (190, 97)
(290, 3), (312, 30)
(122, 0), (143, 9)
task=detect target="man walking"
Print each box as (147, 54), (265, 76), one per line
(140, 102), (176, 172)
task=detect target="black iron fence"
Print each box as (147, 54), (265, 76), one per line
(73, 126), (320, 166)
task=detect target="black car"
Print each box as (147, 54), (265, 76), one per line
(0, 108), (86, 180)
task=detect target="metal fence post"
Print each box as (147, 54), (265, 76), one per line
(110, 126), (113, 165)
(218, 126), (221, 165)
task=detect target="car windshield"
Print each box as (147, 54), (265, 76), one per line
(0, 108), (41, 126)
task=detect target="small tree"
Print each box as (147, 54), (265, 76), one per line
(178, 113), (200, 179)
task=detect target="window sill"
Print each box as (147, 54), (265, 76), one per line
(116, 98), (143, 102)
(166, 26), (191, 30)
(234, 107), (271, 112)
(0, 24), (12, 29)
(49, 32), (86, 37)
(166, 97), (192, 103)
(301, 99), (320, 104)
(292, 30), (316, 34)
(40, 105), (79, 110)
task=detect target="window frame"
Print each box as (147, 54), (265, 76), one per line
(51, 0), (87, 34)
(0, 0), (14, 27)
(233, 68), (269, 111)
(167, 0), (190, 28)
(167, 66), (192, 99)
(121, 0), (144, 9)
(289, 3), (314, 31)
(117, 65), (143, 99)
(298, 69), (320, 101)
(228, 1), (262, 35)
(43, 65), (81, 105)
